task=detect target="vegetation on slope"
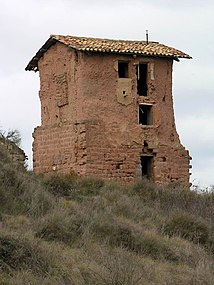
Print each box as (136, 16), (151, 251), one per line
(0, 144), (213, 285)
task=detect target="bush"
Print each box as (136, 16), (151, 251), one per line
(0, 232), (50, 275)
(89, 211), (136, 248)
(72, 176), (104, 199)
(130, 179), (159, 202)
(163, 213), (209, 244)
(99, 249), (145, 285)
(43, 173), (76, 197)
(44, 175), (104, 200)
(35, 209), (85, 245)
(131, 232), (177, 261)
(90, 214), (177, 262)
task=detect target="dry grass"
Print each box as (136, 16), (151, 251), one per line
(0, 145), (213, 284)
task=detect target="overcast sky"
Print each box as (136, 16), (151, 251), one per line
(0, 0), (213, 188)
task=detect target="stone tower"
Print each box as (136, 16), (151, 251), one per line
(26, 35), (192, 185)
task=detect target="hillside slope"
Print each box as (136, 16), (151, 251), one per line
(0, 144), (213, 285)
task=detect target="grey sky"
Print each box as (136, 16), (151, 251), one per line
(0, 0), (213, 187)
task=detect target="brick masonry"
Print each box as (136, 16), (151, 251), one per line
(32, 42), (191, 185)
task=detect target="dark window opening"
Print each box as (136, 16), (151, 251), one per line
(116, 162), (123, 170)
(118, 62), (129, 78)
(140, 156), (153, 179)
(136, 64), (148, 96)
(139, 105), (153, 125)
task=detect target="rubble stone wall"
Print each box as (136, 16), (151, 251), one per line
(0, 137), (27, 166)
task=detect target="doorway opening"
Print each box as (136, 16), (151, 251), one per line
(140, 155), (153, 179)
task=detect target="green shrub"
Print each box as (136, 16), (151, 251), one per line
(90, 213), (118, 241)
(44, 175), (104, 200)
(130, 179), (159, 202)
(0, 232), (50, 274)
(35, 209), (85, 245)
(122, 231), (179, 262)
(163, 213), (209, 244)
(90, 214), (178, 262)
(72, 176), (104, 199)
(90, 212), (139, 250)
(43, 173), (76, 197)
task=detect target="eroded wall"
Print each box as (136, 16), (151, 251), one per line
(33, 42), (191, 185)
(76, 52), (190, 185)
(33, 122), (86, 174)
(33, 43), (85, 174)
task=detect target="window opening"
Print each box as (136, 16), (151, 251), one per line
(140, 155), (153, 179)
(118, 62), (129, 78)
(136, 63), (147, 96)
(116, 162), (123, 170)
(139, 105), (152, 125)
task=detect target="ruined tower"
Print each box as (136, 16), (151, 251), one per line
(26, 35), (191, 185)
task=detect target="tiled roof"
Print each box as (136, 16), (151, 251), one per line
(26, 35), (192, 71)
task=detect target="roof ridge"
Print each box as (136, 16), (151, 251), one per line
(51, 34), (159, 44)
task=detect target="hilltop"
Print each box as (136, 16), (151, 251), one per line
(0, 144), (213, 284)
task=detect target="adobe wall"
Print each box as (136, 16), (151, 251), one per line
(38, 42), (79, 126)
(81, 120), (190, 185)
(76, 52), (190, 185)
(33, 43), (85, 174)
(77, 51), (178, 142)
(33, 42), (190, 185)
(33, 122), (86, 174)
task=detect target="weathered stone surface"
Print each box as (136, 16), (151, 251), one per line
(0, 137), (27, 166)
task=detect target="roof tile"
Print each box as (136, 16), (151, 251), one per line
(26, 35), (192, 71)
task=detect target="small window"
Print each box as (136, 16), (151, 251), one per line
(118, 62), (129, 78)
(139, 105), (153, 125)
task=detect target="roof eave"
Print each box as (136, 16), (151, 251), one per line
(76, 49), (191, 61)
(25, 36), (58, 72)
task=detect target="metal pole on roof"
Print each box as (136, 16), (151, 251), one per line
(146, 30), (149, 44)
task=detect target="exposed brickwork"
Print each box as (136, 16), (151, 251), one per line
(30, 37), (191, 185)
